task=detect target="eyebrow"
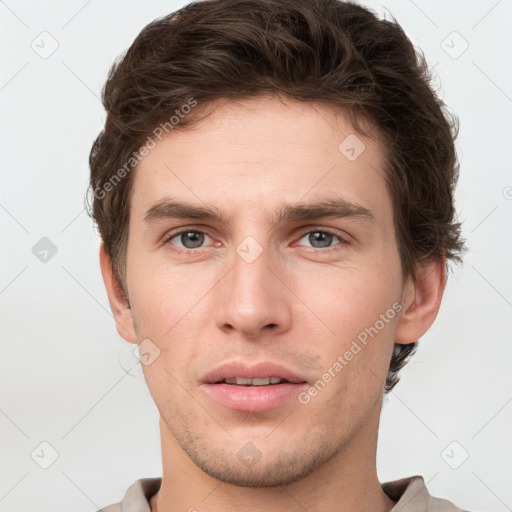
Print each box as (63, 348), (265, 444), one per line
(143, 196), (375, 226)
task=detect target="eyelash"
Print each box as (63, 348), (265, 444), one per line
(162, 227), (350, 256)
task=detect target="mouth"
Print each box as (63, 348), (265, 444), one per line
(217, 377), (303, 386)
(200, 362), (309, 412)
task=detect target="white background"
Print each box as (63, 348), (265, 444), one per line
(1, 1), (511, 511)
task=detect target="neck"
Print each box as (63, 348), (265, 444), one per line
(151, 405), (395, 512)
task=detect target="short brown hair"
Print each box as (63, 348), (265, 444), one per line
(88, 0), (464, 392)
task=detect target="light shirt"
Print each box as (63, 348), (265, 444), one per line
(97, 475), (467, 511)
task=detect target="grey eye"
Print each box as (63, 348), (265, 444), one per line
(170, 231), (211, 249)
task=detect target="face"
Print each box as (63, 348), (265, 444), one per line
(119, 96), (408, 486)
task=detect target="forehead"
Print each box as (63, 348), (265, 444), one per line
(130, 96), (390, 225)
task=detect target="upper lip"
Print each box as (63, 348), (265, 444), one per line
(201, 361), (308, 384)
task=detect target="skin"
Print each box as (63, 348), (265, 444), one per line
(100, 96), (445, 512)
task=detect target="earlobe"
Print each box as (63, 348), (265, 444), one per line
(99, 242), (137, 344)
(394, 259), (446, 345)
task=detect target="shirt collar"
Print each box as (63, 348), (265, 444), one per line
(382, 475), (430, 511)
(118, 475), (431, 511)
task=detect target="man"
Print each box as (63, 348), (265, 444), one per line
(89, 0), (465, 510)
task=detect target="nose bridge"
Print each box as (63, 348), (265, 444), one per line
(216, 234), (291, 337)
(231, 237), (277, 315)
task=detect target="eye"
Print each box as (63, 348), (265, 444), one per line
(162, 228), (349, 256)
(164, 230), (215, 253)
(295, 229), (349, 252)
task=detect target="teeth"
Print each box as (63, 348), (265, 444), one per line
(223, 377), (284, 386)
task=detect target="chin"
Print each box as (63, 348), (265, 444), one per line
(181, 432), (343, 488)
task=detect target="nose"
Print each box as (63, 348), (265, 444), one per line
(215, 243), (292, 340)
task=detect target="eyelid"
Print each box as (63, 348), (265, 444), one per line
(292, 227), (351, 254)
(294, 226), (351, 243)
(163, 227), (216, 248)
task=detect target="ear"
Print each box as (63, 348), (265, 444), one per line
(394, 259), (446, 344)
(99, 242), (137, 344)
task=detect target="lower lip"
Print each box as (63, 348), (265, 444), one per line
(202, 382), (308, 412)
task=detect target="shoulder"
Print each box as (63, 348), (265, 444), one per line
(383, 475), (469, 512)
(95, 477), (162, 512)
(97, 505), (121, 512)
(428, 495), (469, 512)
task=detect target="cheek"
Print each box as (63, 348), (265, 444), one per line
(127, 258), (213, 367)
(296, 264), (401, 334)
(127, 253), (194, 322)
(293, 264), (401, 395)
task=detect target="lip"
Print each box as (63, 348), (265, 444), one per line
(200, 361), (309, 413)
